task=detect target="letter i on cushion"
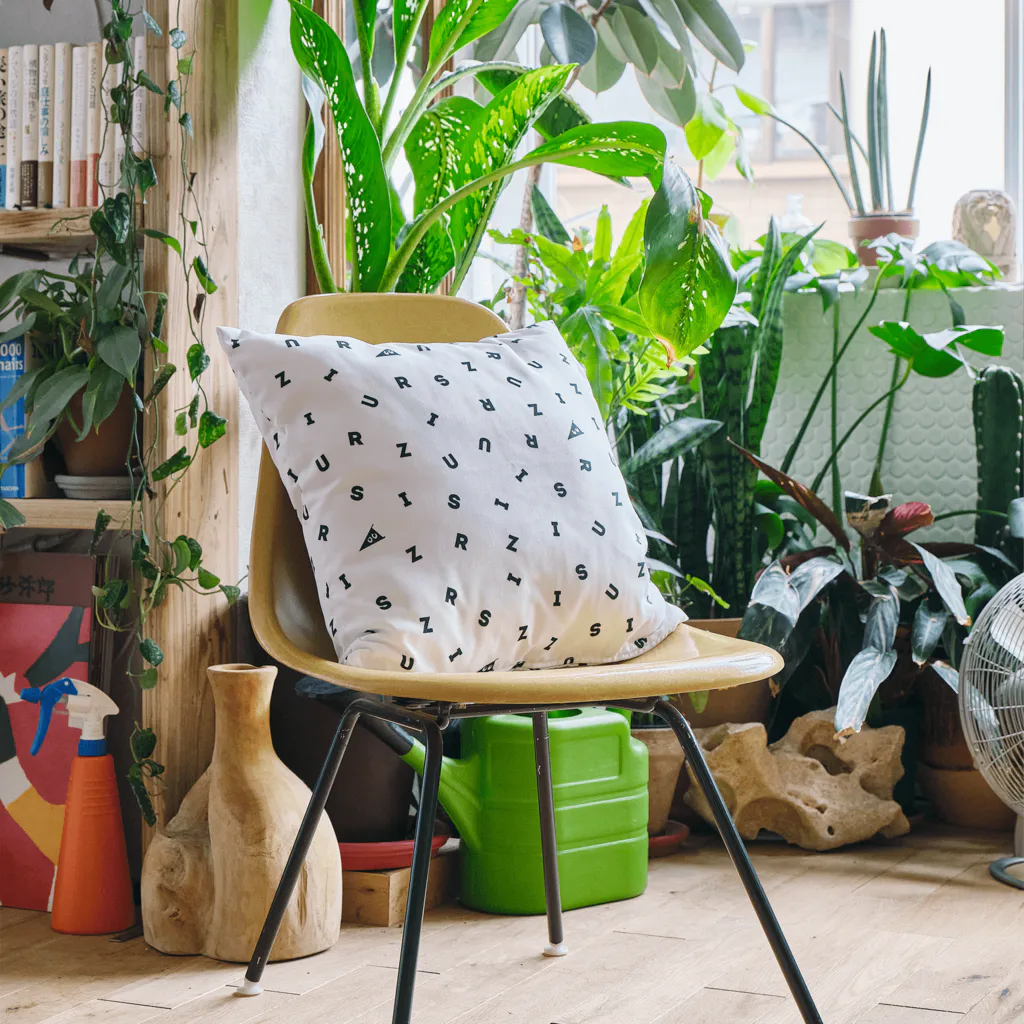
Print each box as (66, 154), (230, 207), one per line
(219, 321), (684, 673)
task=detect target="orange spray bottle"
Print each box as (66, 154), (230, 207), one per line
(22, 677), (134, 934)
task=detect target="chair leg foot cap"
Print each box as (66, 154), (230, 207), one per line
(544, 943), (569, 957)
(235, 979), (264, 997)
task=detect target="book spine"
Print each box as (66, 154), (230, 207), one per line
(85, 41), (101, 207)
(0, 49), (7, 208)
(52, 43), (72, 208)
(37, 44), (54, 207)
(131, 36), (146, 157)
(70, 46), (87, 207)
(98, 57), (117, 197)
(20, 44), (39, 210)
(0, 335), (28, 499)
(6, 46), (22, 210)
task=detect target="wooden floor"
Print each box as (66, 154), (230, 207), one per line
(4, 825), (1024, 1024)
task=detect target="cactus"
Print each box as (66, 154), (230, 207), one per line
(973, 365), (1024, 554)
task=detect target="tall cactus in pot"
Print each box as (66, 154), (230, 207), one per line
(973, 365), (1024, 564)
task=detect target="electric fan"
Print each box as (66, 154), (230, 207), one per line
(959, 572), (1024, 888)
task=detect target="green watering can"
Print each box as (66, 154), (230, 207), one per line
(381, 707), (649, 915)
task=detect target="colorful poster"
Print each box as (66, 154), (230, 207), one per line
(0, 554), (94, 911)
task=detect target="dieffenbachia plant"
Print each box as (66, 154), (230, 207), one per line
(288, 0), (723, 301)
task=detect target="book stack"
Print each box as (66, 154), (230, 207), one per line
(0, 38), (145, 211)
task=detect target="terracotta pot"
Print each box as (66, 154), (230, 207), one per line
(631, 726), (685, 836)
(918, 763), (1016, 831)
(849, 214), (920, 267)
(675, 618), (773, 728)
(55, 382), (135, 477)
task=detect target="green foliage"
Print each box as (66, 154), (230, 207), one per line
(290, 0), (698, 296)
(0, 1), (237, 825)
(973, 366), (1024, 563)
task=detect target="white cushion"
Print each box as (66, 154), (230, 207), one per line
(219, 320), (684, 674)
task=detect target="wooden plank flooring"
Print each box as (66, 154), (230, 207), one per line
(3, 825), (1022, 1024)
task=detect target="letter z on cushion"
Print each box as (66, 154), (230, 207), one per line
(220, 320), (684, 673)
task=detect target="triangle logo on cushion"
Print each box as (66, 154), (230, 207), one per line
(568, 421), (584, 439)
(360, 525), (387, 550)
(375, 348), (400, 357)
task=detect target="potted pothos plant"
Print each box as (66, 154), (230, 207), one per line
(0, 3), (232, 824)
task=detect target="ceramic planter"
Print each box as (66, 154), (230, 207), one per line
(676, 618), (773, 728)
(631, 725), (685, 836)
(848, 214), (919, 266)
(55, 383), (135, 477)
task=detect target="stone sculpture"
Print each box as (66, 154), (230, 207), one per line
(683, 709), (909, 850)
(952, 189), (1017, 281)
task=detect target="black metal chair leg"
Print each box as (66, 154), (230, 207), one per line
(652, 698), (824, 1024)
(237, 706), (362, 995)
(392, 716), (444, 1024)
(532, 712), (567, 957)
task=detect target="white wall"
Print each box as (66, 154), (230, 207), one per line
(235, 0), (306, 578)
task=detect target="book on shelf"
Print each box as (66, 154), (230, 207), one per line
(85, 41), (101, 209)
(69, 45), (88, 207)
(0, 49), (8, 208)
(5, 46), (21, 212)
(0, 38), (141, 214)
(0, 335), (46, 500)
(37, 44), (53, 208)
(19, 44), (39, 210)
(52, 43), (72, 209)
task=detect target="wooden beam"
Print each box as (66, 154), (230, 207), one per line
(141, 0), (239, 833)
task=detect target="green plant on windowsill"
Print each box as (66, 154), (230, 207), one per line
(0, 2), (234, 824)
(730, 28), (931, 256)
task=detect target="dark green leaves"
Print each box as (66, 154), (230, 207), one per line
(526, 120), (665, 179)
(639, 161), (735, 359)
(145, 364), (176, 405)
(869, 322), (1004, 378)
(911, 603), (947, 665)
(677, 0), (744, 72)
(29, 366), (90, 425)
(139, 637), (164, 666)
(540, 2), (596, 64)
(152, 447), (191, 481)
(290, 0), (391, 291)
(192, 256), (217, 294)
(621, 417), (722, 474)
(0, 499), (28, 529)
(187, 343), (210, 380)
(96, 323), (142, 383)
(198, 410), (227, 448)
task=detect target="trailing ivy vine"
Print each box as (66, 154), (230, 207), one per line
(0, 1), (233, 825)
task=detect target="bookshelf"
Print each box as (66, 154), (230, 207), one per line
(3, 0), (239, 845)
(6, 498), (133, 531)
(0, 207), (141, 253)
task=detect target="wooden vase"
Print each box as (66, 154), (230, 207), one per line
(141, 664), (341, 962)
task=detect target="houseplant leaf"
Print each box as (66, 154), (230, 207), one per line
(290, 1), (391, 291)
(540, 2), (597, 65)
(96, 323), (143, 384)
(620, 417), (722, 473)
(639, 161), (735, 359)
(834, 649), (899, 736)
(910, 542), (971, 626)
(28, 366), (91, 426)
(911, 602), (947, 665)
(676, 0), (745, 72)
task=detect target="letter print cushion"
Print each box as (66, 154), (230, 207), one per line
(219, 320), (684, 673)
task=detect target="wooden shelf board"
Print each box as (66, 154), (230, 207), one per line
(0, 208), (101, 251)
(6, 498), (133, 532)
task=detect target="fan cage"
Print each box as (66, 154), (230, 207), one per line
(959, 574), (1024, 815)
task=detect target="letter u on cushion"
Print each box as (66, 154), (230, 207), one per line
(219, 321), (684, 674)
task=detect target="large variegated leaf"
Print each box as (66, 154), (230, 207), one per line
(430, 0), (521, 68)
(393, 0), (428, 70)
(398, 97), (482, 293)
(475, 65), (591, 140)
(290, 2), (391, 291)
(639, 161), (734, 359)
(834, 649), (899, 736)
(449, 65), (573, 281)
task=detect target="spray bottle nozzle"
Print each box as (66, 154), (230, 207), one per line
(20, 678), (119, 757)
(20, 677), (78, 756)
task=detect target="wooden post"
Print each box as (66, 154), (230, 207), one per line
(141, 0), (239, 835)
